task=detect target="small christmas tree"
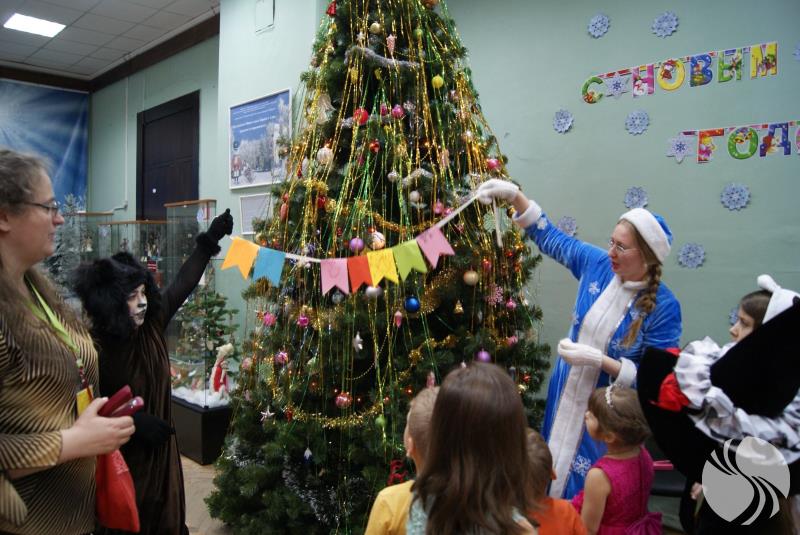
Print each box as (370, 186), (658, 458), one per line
(44, 194), (84, 297)
(208, 1), (550, 532)
(170, 284), (239, 405)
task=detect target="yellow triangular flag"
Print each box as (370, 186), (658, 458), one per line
(367, 249), (399, 285)
(221, 237), (260, 279)
(392, 241), (428, 280)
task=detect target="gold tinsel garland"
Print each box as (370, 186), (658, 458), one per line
(265, 334), (456, 429)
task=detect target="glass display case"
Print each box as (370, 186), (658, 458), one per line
(104, 220), (167, 286)
(164, 200), (239, 409)
(62, 211), (114, 263)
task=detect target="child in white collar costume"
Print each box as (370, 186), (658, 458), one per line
(476, 179), (682, 499)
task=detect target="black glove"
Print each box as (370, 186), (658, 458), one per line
(132, 412), (174, 448)
(207, 208), (234, 243)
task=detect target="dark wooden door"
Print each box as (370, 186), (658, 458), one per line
(137, 91), (199, 220)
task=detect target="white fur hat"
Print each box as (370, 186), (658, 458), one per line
(757, 274), (800, 323)
(619, 208), (673, 263)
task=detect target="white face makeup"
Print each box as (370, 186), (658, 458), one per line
(127, 284), (147, 328)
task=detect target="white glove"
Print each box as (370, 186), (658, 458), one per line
(476, 178), (520, 205)
(557, 338), (604, 369)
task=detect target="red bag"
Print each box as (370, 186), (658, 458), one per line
(96, 450), (140, 532)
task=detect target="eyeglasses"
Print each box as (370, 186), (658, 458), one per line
(608, 239), (637, 254)
(23, 201), (60, 216)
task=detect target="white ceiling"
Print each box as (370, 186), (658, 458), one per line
(0, 0), (219, 80)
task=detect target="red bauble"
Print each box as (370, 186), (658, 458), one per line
(317, 195), (327, 209)
(326, 1), (336, 16)
(369, 139), (381, 153)
(335, 392), (352, 409)
(280, 202), (289, 221)
(353, 107), (369, 125)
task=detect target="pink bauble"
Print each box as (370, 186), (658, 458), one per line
(262, 312), (277, 327)
(297, 314), (309, 327)
(335, 392), (352, 409)
(379, 103), (389, 116)
(475, 349), (491, 362)
(433, 201), (444, 215)
(486, 157), (500, 170)
(505, 298), (517, 311)
(393, 310), (403, 327)
(274, 351), (289, 365)
(391, 104), (405, 119)
(241, 357), (253, 371)
(349, 237), (365, 252)
(506, 335), (519, 346)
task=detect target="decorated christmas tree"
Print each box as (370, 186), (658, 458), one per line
(44, 193), (84, 295)
(208, 0), (550, 532)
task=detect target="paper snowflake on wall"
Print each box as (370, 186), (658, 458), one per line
(588, 13), (610, 38)
(624, 186), (649, 209)
(556, 215), (577, 236)
(605, 73), (629, 99)
(626, 110), (649, 135)
(666, 133), (694, 163)
(729, 306), (739, 326)
(678, 243), (705, 269)
(652, 11), (678, 38)
(794, 42), (800, 62)
(553, 109), (574, 133)
(720, 183), (750, 211)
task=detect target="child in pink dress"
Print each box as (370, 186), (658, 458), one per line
(572, 386), (661, 535)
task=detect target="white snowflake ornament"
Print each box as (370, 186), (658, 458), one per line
(624, 186), (648, 209)
(605, 73), (629, 99)
(678, 243), (706, 269)
(587, 13), (610, 38)
(720, 183), (750, 211)
(667, 133), (694, 163)
(625, 110), (649, 135)
(588, 281), (600, 295)
(556, 215), (577, 237)
(572, 455), (592, 477)
(652, 11), (678, 38)
(553, 109), (574, 134)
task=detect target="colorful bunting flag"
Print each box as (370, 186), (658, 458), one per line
(321, 258), (349, 295)
(416, 227), (455, 268)
(253, 247), (286, 285)
(221, 237), (260, 278)
(347, 256), (373, 291)
(367, 249), (399, 284)
(392, 240), (428, 279)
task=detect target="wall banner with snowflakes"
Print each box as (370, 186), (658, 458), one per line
(0, 79), (88, 203)
(581, 41), (778, 104)
(666, 119), (800, 163)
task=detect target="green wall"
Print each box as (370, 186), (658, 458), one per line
(88, 0), (800, 359)
(88, 36), (220, 219)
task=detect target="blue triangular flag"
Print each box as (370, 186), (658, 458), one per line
(253, 247), (286, 285)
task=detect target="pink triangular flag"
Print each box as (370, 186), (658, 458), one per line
(321, 258), (350, 295)
(416, 227), (455, 268)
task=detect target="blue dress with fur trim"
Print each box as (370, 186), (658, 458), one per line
(524, 213), (682, 499)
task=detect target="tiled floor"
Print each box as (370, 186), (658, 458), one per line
(182, 456), (231, 535)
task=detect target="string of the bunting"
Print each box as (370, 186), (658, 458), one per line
(221, 191), (499, 293)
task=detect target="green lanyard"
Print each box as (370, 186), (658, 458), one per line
(26, 278), (89, 390)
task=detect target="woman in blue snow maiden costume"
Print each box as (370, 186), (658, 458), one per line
(477, 179), (682, 499)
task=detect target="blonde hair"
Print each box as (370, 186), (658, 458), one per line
(407, 386), (439, 459)
(619, 220), (663, 347)
(587, 386), (650, 447)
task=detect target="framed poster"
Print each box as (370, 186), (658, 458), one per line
(239, 193), (272, 235)
(229, 88), (291, 190)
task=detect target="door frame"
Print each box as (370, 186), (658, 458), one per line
(136, 90), (200, 220)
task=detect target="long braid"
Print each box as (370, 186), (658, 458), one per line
(623, 263), (662, 347)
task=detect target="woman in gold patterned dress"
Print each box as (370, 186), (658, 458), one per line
(0, 148), (134, 534)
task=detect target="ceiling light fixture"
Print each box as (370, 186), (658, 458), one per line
(3, 13), (65, 38)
